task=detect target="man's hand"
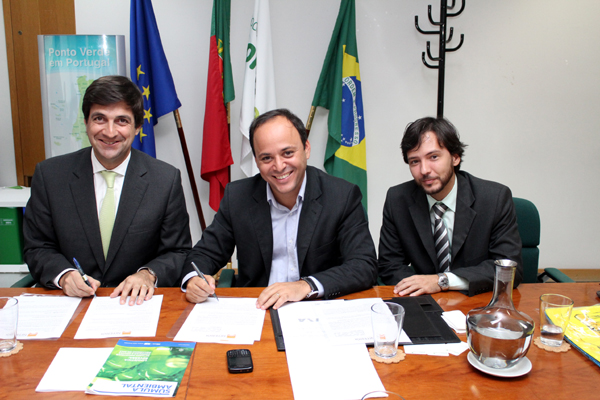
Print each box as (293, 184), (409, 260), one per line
(394, 275), (441, 296)
(60, 270), (100, 297)
(185, 275), (216, 304)
(110, 269), (156, 306)
(256, 281), (311, 310)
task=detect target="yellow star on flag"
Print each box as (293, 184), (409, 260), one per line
(142, 85), (150, 100)
(144, 108), (153, 123)
(139, 127), (147, 143)
(136, 65), (145, 81)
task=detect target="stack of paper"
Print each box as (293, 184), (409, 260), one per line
(174, 298), (265, 344)
(441, 310), (467, 334)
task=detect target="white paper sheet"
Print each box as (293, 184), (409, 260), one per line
(74, 295), (163, 339)
(174, 297), (266, 344)
(278, 299), (412, 346)
(286, 341), (386, 400)
(36, 347), (113, 392)
(16, 295), (81, 339)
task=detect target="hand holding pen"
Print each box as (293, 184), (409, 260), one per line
(191, 262), (219, 302)
(72, 258), (96, 297)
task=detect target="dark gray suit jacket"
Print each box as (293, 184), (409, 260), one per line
(183, 166), (377, 298)
(378, 171), (523, 296)
(24, 147), (191, 288)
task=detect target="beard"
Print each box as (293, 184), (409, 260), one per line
(418, 169), (455, 197)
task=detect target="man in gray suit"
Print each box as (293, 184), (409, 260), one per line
(24, 75), (191, 305)
(378, 117), (522, 296)
(182, 109), (377, 309)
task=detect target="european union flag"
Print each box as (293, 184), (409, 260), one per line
(130, 0), (181, 157)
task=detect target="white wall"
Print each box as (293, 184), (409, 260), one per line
(1, 0), (599, 270)
(0, 6), (17, 186)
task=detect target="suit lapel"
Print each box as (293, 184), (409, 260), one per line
(105, 151), (149, 267)
(297, 168), (322, 271)
(409, 186), (438, 267)
(452, 173), (476, 259)
(69, 149), (105, 269)
(250, 179), (273, 278)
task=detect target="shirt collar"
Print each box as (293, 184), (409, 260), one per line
(427, 173), (458, 212)
(266, 171), (307, 212)
(91, 150), (131, 176)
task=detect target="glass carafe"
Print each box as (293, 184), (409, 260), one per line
(466, 259), (535, 369)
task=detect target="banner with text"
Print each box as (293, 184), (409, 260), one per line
(38, 35), (126, 159)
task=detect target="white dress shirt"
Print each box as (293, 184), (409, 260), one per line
(426, 177), (468, 290)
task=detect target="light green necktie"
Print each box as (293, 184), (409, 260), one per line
(99, 171), (117, 259)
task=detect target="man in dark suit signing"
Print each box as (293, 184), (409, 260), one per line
(24, 75), (191, 305)
(182, 109), (377, 309)
(378, 117), (522, 297)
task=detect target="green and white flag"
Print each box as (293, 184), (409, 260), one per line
(239, 0), (277, 177)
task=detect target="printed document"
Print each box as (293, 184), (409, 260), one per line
(174, 297), (265, 344)
(278, 298), (411, 345)
(16, 295), (81, 339)
(74, 295), (163, 339)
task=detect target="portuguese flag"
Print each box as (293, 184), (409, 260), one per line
(201, 0), (235, 211)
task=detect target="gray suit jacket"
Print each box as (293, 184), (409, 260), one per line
(378, 171), (523, 296)
(24, 147), (191, 288)
(183, 166), (377, 298)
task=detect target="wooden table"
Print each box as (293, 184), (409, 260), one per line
(1, 283), (599, 399)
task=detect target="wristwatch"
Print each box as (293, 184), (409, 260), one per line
(142, 267), (158, 286)
(300, 277), (319, 300)
(437, 273), (449, 291)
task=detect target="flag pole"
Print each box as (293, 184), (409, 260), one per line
(305, 105), (317, 138)
(173, 109), (207, 231)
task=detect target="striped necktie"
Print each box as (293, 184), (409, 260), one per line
(433, 202), (450, 272)
(99, 171), (117, 259)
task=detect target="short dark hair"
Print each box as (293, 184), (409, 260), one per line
(82, 75), (144, 128)
(248, 108), (308, 156)
(401, 117), (467, 172)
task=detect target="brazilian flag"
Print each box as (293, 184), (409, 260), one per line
(311, 0), (367, 211)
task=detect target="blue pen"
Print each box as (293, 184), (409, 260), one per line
(191, 262), (219, 301)
(73, 258), (95, 295)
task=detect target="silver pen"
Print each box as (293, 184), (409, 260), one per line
(191, 262), (219, 301)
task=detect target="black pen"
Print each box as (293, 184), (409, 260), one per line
(73, 258), (95, 295)
(191, 262), (219, 301)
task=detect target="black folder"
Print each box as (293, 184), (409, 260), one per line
(388, 295), (461, 344)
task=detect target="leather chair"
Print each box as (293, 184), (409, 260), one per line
(512, 197), (541, 283)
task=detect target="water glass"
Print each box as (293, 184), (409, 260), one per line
(0, 297), (18, 353)
(539, 294), (574, 347)
(371, 302), (405, 358)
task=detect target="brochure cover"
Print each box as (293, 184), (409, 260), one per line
(86, 340), (195, 397)
(561, 305), (600, 368)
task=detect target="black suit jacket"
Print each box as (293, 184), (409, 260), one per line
(183, 166), (377, 298)
(24, 148), (191, 288)
(378, 171), (523, 296)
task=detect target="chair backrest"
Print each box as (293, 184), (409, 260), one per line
(512, 197), (541, 283)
